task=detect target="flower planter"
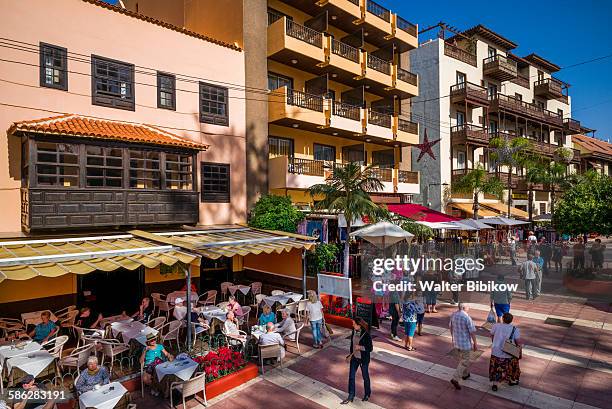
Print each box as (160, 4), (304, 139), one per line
(202, 362), (259, 399)
(324, 313), (353, 329)
(563, 275), (612, 296)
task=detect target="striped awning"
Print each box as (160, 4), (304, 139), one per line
(448, 202), (498, 217)
(480, 202), (529, 219)
(0, 235), (199, 282)
(130, 226), (317, 260)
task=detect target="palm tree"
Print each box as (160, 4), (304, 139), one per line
(525, 161), (572, 215)
(489, 136), (531, 217)
(308, 162), (384, 277)
(451, 165), (504, 219)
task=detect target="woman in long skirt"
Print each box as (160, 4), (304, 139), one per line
(489, 313), (522, 391)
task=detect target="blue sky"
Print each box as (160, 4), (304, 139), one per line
(103, 0), (611, 139)
(378, 0), (612, 140)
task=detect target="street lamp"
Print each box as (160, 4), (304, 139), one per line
(426, 182), (449, 208)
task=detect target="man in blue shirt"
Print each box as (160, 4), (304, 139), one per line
(28, 311), (58, 343)
(532, 250), (544, 298)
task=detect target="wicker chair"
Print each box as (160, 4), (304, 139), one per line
(220, 282), (233, 300)
(58, 344), (93, 376)
(99, 339), (130, 376)
(147, 316), (166, 331)
(258, 344), (283, 375)
(236, 306), (251, 330)
(170, 372), (207, 408)
(283, 322), (304, 353)
(198, 290), (217, 307)
(159, 321), (182, 349)
(252, 294), (267, 318)
(43, 335), (69, 359)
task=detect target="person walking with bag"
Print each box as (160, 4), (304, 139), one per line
(490, 274), (512, 323)
(341, 318), (373, 404)
(449, 303), (478, 390)
(489, 312), (522, 391)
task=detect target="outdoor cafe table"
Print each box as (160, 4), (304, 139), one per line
(0, 341), (42, 363)
(7, 349), (55, 384)
(263, 292), (303, 307)
(154, 358), (198, 398)
(100, 315), (133, 327)
(199, 306), (227, 334)
(21, 310), (57, 326)
(111, 321), (157, 345)
(166, 291), (198, 305)
(228, 285), (251, 296)
(78, 381), (129, 409)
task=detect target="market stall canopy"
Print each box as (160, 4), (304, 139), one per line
(130, 226), (317, 259)
(349, 221), (414, 247)
(454, 219), (494, 230)
(480, 202), (529, 219)
(337, 214), (367, 228)
(387, 204), (460, 223)
(448, 202), (497, 217)
(0, 234), (199, 282)
(415, 221), (463, 230)
(477, 217), (529, 226)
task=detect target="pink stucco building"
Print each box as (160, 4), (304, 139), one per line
(0, 0), (247, 235)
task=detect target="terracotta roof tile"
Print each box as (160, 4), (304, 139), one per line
(572, 134), (612, 158)
(8, 114), (209, 150)
(82, 0), (242, 52)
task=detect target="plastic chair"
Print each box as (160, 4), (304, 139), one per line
(170, 372), (207, 408)
(284, 302), (298, 318)
(259, 344), (283, 375)
(236, 306), (251, 330)
(198, 290), (217, 307)
(54, 305), (77, 319)
(252, 294), (267, 318)
(74, 326), (102, 347)
(271, 290), (285, 296)
(191, 322), (210, 347)
(99, 339), (130, 376)
(160, 321), (182, 349)
(59, 310), (79, 336)
(220, 282), (233, 300)
(157, 299), (172, 321)
(283, 322), (304, 353)
(147, 316), (166, 331)
(43, 335), (69, 359)
(58, 344), (93, 375)
(297, 300), (308, 320)
(0, 318), (24, 338)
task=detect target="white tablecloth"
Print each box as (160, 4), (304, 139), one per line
(228, 285), (251, 296)
(7, 349), (54, 377)
(0, 341), (41, 362)
(263, 292), (303, 307)
(167, 291), (198, 304)
(21, 311), (57, 326)
(123, 327), (158, 346)
(155, 358), (198, 381)
(100, 315), (132, 327)
(200, 306), (227, 323)
(110, 321), (146, 338)
(79, 382), (127, 409)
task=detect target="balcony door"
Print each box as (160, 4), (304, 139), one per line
(342, 144), (365, 165)
(457, 151), (466, 170)
(268, 72), (293, 92)
(269, 136), (294, 158)
(488, 47), (497, 58)
(305, 74), (329, 96)
(372, 149), (395, 168)
(314, 143), (336, 163)
(456, 71), (466, 85)
(487, 83), (497, 99)
(456, 111), (465, 126)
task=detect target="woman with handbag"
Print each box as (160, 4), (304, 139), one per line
(341, 317), (373, 404)
(489, 312), (522, 391)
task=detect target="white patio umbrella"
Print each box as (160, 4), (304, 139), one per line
(415, 221), (463, 230)
(479, 216), (529, 226)
(338, 213), (367, 228)
(349, 221), (414, 248)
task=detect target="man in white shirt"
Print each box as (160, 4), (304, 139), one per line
(519, 254), (538, 300)
(259, 322), (285, 359)
(275, 309), (296, 341)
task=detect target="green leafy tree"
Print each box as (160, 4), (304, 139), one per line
(451, 165), (504, 219)
(525, 161), (572, 216)
(307, 243), (340, 276)
(400, 219), (433, 241)
(248, 194), (304, 233)
(489, 136), (531, 217)
(553, 171), (612, 235)
(308, 162), (384, 277)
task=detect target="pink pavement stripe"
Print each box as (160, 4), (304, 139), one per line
(288, 345), (542, 409)
(208, 379), (329, 409)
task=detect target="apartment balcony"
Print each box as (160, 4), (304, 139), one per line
(489, 94), (564, 128)
(444, 42), (477, 67)
(328, 100), (365, 136)
(326, 37), (363, 79)
(267, 15), (325, 70)
(391, 15), (418, 50)
(534, 78), (564, 99)
(450, 82), (489, 107)
(363, 53), (393, 88)
(269, 87), (327, 129)
(366, 108), (393, 141)
(451, 168), (471, 183)
(510, 73), (530, 89)
(451, 124), (489, 147)
(483, 54), (518, 81)
(392, 66), (418, 97)
(371, 167), (420, 194)
(268, 156), (326, 190)
(563, 118), (581, 134)
(395, 118), (419, 144)
(488, 171), (521, 189)
(362, 0), (393, 44)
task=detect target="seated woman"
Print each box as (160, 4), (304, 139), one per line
(132, 296), (154, 323)
(258, 304), (276, 326)
(140, 333), (173, 396)
(227, 295), (242, 315)
(28, 311), (58, 343)
(223, 311), (245, 342)
(75, 356), (110, 395)
(76, 307), (103, 329)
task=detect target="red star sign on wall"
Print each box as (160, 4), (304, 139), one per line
(413, 129), (440, 162)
